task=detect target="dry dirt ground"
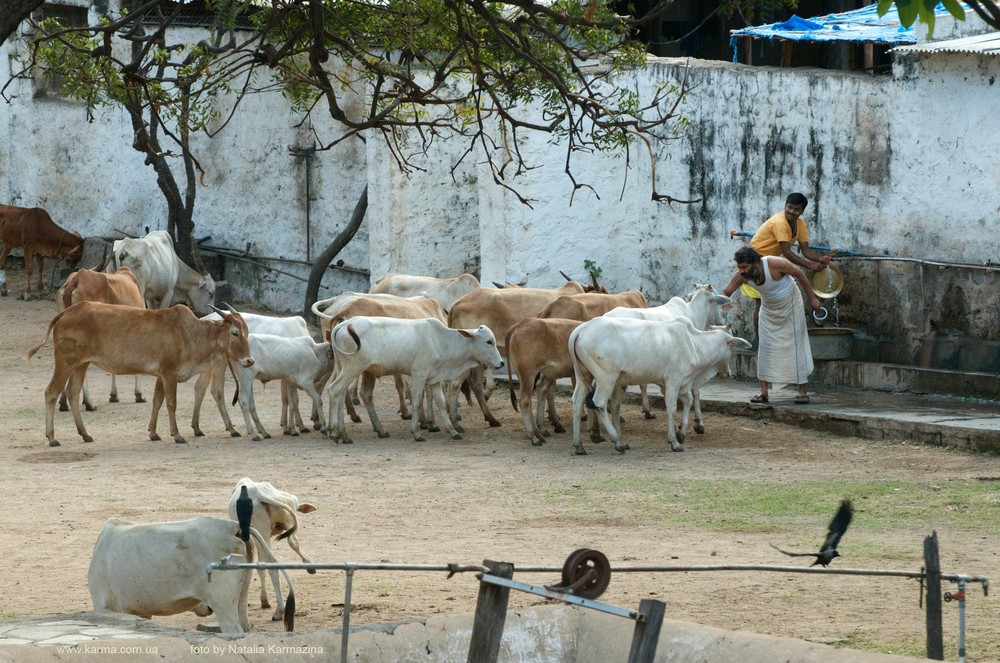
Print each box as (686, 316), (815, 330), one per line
(2, 271), (999, 661)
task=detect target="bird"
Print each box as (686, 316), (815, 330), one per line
(770, 499), (853, 567)
(235, 485), (253, 542)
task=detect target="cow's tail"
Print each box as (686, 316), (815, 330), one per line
(229, 362), (241, 407)
(330, 323), (361, 356)
(60, 272), (80, 310)
(248, 526), (296, 632)
(505, 327), (519, 411)
(569, 330), (597, 409)
(25, 310), (64, 360)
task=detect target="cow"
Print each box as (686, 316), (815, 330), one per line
(26, 302), (252, 446)
(227, 478), (317, 622)
(505, 317), (589, 446)
(112, 230), (216, 315)
(536, 290), (647, 321)
(191, 311), (324, 438)
(569, 316), (751, 454)
(0, 205), (84, 300)
(369, 272), (481, 313)
(87, 516), (294, 634)
(325, 316), (504, 444)
(313, 292), (448, 425)
(55, 266), (147, 411)
(446, 280), (592, 428)
(606, 283), (730, 427)
(222, 333), (333, 441)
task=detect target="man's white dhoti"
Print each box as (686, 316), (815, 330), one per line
(756, 263), (813, 386)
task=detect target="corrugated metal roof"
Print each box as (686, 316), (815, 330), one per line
(892, 31), (1000, 55)
(729, 3), (965, 46)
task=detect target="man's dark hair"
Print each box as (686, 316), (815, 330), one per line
(786, 192), (808, 208)
(735, 246), (761, 264)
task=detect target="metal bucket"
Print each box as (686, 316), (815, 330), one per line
(808, 327), (853, 360)
(811, 266), (844, 299)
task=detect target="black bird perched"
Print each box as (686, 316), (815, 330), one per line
(770, 499), (853, 567)
(236, 485), (253, 542)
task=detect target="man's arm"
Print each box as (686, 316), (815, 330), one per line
(772, 257), (823, 311)
(778, 240), (823, 271)
(798, 242), (831, 270)
(722, 271), (745, 298)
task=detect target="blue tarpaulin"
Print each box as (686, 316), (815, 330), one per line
(729, 3), (967, 62)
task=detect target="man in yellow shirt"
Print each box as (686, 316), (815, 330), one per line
(724, 192), (831, 339)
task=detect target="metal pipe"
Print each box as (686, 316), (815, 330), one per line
(341, 568), (353, 663)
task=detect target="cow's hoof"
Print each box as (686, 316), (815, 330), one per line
(85, 404), (97, 412)
(194, 430), (205, 437)
(307, 568), (317, 575)
(614, 444), (627, 454)
(671, 444), (685, 452)
(531, 439), (544, 447)
(553, 424), (566, 434)
(589, 434), (603, 444)
(261, 600), (271, 610)
(413, 435), (426, 442)
(149, 433), (161, 441)
(341, 438), (354, 445)
(252, 436), (262, 442)
(351, 397), (360, 405)
(694, 423), (705, 435)
(644, 411), (656, 420)
(49, 439), (61, 447)
(427, 425), (440, 433)
(401, 413), (413, 421)
(109, 395), (120, 403)
(58, 404), (68, 412)
(677, 431), (686, 444)
(135, 397), (146, 404)
(299, 427), (310, 434)
(451, 433), (463, 440)
(541, 429), (551, 437)
(175, 437), (188, 444)
(378, 431), (390, 439)
(487, 419), (502, 428)
(350, 415), (362, 423)
(574, 447), (588, 456)
(454, 424), (465, 434)
(263, 432), (272, 439)
(289, 430), (300, 437)
(230, 431), (241, 438)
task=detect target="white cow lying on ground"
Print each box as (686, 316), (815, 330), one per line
(87, 516), (294, 634)
(326, 316), (504, 444)
(227, 478), (317, 622)
(113, 230), (216, 315)
(569, 316), (751, 454)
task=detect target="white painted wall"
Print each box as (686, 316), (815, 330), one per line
(2, 8), (998, 364)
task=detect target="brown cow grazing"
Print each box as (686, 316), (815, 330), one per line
(55, 266), (147, 411)
(26, 302), (252, 447)
(0, 205), (84, 300)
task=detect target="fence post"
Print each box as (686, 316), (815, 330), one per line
(925, 531), (944, 660)
(467, 560), (514, 663)
(628, 598), (666, 663)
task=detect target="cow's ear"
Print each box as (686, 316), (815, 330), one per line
(298, 503), (318, 514)
(456, 329), (473, 338)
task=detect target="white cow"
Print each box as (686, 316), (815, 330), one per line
(227, 478), (317, 622)
(369, 272), (481, 313)
(228, 333), (334, 440)
(326, 316), (504, 444)
(569, 317), (751, 454)
(605, 284), (731, 428)
(192, 311), (326, 438)
(113, 230), (216, 315)
(87, 516), (294, 634)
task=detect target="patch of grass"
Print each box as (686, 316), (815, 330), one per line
(535, 478), (1000, 537)
(839, 632), (948, 660)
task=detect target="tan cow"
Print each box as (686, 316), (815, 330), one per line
(0, 205), (84, 300)
(537, 290), (647, 321)
(445, 280), (591, 428)
(26, 302), (252, 447)
(55, 266), (147, 411)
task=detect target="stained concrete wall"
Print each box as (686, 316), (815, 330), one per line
(2, 7), (998, 364)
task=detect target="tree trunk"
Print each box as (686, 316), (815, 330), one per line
(303, 185), (368, 323)
(0, 0), (44, 44)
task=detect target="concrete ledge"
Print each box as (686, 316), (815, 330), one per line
(0, 607), (932, 663)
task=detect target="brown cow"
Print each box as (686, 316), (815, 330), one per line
(26, 302), (252, 447)
(0, 205), (84, 300)
(537, 290), (648, 322)
(55, 266), (147, 411)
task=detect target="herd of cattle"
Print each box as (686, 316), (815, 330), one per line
(1, 203), (755, 634)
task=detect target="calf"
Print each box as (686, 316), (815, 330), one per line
(227, 478), (317, 621)
(87, 516), (294, 634)
(0, 204), (84, 300)
(26, 302), (252, 446)
(55, 266), (146, 410)
(569, 317), (751, 454)
(369, 272), (480, 313)
(326, 316), (504, 444)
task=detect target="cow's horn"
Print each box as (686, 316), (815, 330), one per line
(559, 270), (572, 282)
(210, 305), (228, 316)
(224, 302), (237, 313)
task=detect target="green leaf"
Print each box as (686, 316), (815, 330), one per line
(875, 0), (896, 18)
(940, 0), (965, 20)
(895, 0), (919, 28)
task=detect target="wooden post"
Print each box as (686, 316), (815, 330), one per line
(924, 532), (944, 660)
(628, 599), (666, 663)
(742, 37), (752, 65)
(467, 560), (514, 663)
(863, 42), (874, 73)
(780, 40), (793, 67)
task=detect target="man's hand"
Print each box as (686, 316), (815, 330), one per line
(809, 296), (823, 311)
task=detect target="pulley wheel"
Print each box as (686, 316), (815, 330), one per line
(561, 548), (611, 599)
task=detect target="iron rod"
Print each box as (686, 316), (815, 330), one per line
(478, 574), (640, 620)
